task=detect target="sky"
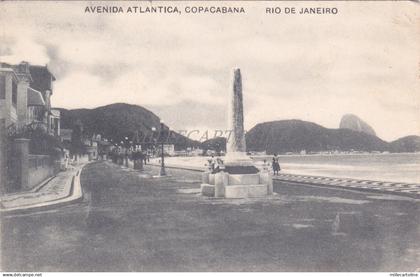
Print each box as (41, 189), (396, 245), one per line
(0, 1), (419, 141)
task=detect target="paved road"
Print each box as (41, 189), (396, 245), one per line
(1, 161), (419, 271)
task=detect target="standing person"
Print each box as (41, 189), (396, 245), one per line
(143, 152), (147, 165)
(210, 155), (216, 173)
(272, 154), (280, 175)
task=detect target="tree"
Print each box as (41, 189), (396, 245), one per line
(70, 119), (85, 158)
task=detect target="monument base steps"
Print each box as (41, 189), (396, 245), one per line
(228, 174), (260, 186)
(225, 184), (268, 198)
(201, 183), (215, 197)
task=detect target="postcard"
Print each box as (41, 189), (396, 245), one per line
(0, 0), (419, 273)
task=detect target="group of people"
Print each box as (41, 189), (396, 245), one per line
(261, 154), (281, 175)
(109, 148), (150, 165)
(208, 154), (281, 175)
(208, 155), (225, 173)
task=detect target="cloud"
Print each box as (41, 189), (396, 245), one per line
(0, 1), (419, 141)
(0, 36), (49, 65)
(147, 100), (227, 130)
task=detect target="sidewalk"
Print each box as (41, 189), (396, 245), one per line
(147, 158), (420, 199)
(0, 162), (87, 213)
(273, 173), (420, 199)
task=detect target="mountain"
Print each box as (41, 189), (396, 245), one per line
(389, 136), (420, 153)
(339, 114), (376, 136)
(58, 103), (199, 150)
(59, 103), (418, 154)
(245, 120), (388, 154)
(200, 120), (390, 154)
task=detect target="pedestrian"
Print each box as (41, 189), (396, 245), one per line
(209, 155), (216, 173)
(272, 154), (280, 175)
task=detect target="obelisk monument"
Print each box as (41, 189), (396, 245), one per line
(224, 68), (254, 168)
(200, 68), (271, 198)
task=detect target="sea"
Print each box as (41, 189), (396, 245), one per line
(252, 153), (420, 184)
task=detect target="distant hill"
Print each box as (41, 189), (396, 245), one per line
(59, 103), (419, 154)
(58, 103), (199, 150)
(246, 120), (388, 154)
(339, 114), (376, 136)
(203, 119), (395, 154)
(201, 137), (227, 152)
(389, 136), (420, 153)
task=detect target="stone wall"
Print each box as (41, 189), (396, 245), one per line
(2, 138), (59, 193)
(28, 154), (55, 189)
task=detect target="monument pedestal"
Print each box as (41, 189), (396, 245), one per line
(201, 170), (272, 198)
(201, 183), (215, 197)
(224, 152), (253, 166)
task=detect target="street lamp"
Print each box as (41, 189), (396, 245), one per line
(151, 126), (157, 158)
(159, 120), (166, 176)
(123, 137), (130, 167)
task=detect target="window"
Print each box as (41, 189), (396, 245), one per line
(37, 107), (44, 121)
(0, 76), (5, 99)
(12, 80), (17, 107)
(54, 118), (59, 131)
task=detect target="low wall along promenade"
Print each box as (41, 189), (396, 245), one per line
(2, 138), (60, 193)
(28, 154), (55, 190)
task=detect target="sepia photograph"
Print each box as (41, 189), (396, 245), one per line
(0, 0), (419, 274)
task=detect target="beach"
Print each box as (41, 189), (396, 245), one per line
(159, 153), (420, 184)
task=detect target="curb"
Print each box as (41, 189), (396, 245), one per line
(0, 164), (87, 215)
(273, 174), (420, 200)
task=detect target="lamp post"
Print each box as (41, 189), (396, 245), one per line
(124, 136), (130, 167)
(159, 120), (166, 176)
(151, 127), (157, 158)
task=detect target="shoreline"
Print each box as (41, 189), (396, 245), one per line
(153, 153), (420, 184)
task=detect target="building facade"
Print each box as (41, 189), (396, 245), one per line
(0, 62), (62, 193)
(0, 66), (25, 130)
(0, 62), (59, 135)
